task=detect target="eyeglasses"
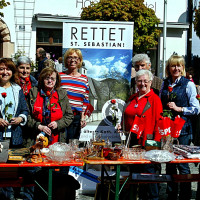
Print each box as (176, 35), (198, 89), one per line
(170, 65), (182, 68)
(44, 77), (56, 81)
(136, 80), (151, 84)
(67, 56), (80, 61)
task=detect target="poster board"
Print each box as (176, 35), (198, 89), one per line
(63, 20), (134, 142)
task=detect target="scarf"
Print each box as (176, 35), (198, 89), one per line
(19, 76), (32, 97)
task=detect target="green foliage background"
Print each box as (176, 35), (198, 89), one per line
(81, 0), (161, 53)
(194, 8), (200, 38)
(0, 0), (10, 17)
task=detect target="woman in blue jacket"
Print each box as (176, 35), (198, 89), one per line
(0, 58), (28, 199)
(0, 58), (28, 145)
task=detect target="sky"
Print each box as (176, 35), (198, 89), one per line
(80, 49), (132, 81)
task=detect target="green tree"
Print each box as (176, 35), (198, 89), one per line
(0, 0), (10, 17)
(194, 8), (200, 38)
(81, 0), (161, 53)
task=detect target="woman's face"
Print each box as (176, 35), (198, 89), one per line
(169, 64), (183, 79)
(66, 52), (80, 69)
(0, 63), (12, 84)
(43, 72), (57, 91)
(136, 74), (152, 95)
(18, 64), (31, 79)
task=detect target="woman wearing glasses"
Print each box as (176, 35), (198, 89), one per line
(60, 48), (89, 143)
(27, 67), (76, 200)
(118, 69), (163, 200)
(27, 67), (73, 145)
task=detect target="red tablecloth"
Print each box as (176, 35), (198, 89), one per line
(84, 158), (200, 165)
(0, 159), (84, 167)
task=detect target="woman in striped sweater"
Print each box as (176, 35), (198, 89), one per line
(60, 48), (89, 142)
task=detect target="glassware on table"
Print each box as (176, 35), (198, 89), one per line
(47, 142), (71, 163)
(103, 147), (112, 158)
(114, 143), (124, 157)
(123, 148), (145, 160)
(69, 139), (79, 151)
(107, 151), (120, 160)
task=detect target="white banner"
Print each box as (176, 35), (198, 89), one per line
(63, 20), (134, 142)
(63, 20), (134, 50)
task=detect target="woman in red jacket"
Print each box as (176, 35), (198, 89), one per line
(122, 69), (163, 147)
(119, 69), (163, 200)
(28, 67), (74, 145)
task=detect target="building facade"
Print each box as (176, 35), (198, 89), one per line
(0, 0), (192, 77)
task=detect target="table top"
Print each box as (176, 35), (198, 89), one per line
(84, 158), (200, 165)
(1, 157), (200, 167)
(0, 160), (84, 167)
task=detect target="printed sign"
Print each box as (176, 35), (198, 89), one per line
(63, 20), (134, 142)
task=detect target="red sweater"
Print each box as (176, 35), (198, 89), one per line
(124, 89), (163, 146)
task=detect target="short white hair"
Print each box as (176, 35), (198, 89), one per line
(136, 69), (153, 81)
(132, 54), (151, 66)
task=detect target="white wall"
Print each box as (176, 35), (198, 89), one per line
(144, 0), (187, 23)
(160, 30), (188, 60)
(34, 0), (92, 17)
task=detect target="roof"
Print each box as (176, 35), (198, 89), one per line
(34, 13), (80, 22)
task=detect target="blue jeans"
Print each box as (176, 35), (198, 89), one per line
(138, 164), (160, 200)
(66, 114), (81, 143)
(166, 134), (192, 199)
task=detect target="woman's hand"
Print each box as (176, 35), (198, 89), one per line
(167, 102), (182, 112)
(38, 124), (52, 136)
(81, 119), (87, 128)
(0, 118), (9, 127)
(116, 123), (122, 133)
(9, 117), (23, 125)
(48, 121), (58, 130)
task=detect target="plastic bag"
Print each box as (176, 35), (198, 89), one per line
(144, 150), (176, 163)
(0, 141), (9, 163)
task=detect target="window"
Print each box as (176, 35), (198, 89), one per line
(37, 28), (62, 44)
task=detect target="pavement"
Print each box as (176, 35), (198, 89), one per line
(13, 163), (199, 200)
(75, 163), (199, 200)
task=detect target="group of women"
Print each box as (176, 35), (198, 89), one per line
(121, 54), (199, 200)
(0, 48), (89, 200)
(0, 49), (198, 199)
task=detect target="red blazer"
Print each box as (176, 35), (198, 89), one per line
(124, 89), (163, 146)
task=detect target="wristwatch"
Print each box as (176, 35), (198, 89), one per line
(20, 116), (25, 123)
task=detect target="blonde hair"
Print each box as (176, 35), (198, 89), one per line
(165, 55), (186, 77)
(63, 48), (83, 69)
